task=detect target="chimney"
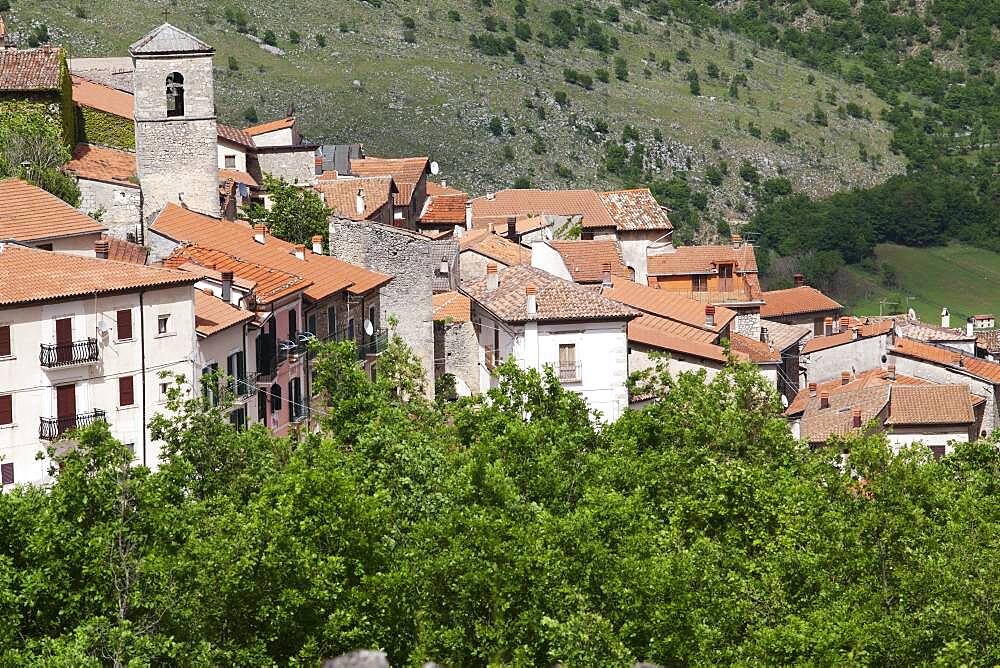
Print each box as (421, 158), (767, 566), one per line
(311, 235), (323, 255)
(957, 353), (965, 368)
(486, 192), (496, 201)
(819, 391), (830, 410)
(838, 316), (850, 332)
(886, 363), (896, 380)
(355, 188), (365, 216)
(967, 317), (975, 338)
(760, 326), (768, 344)
(704, 305), (716, 328)
(94, 239), (109, 259)
(221, 271), (233, 303)
(601, 262), (613, 288)
(731, 233), (742, 248)
(852, 407), (862, 429)
(486, 263), (499, 293)
(793, 273), (805, 287)
(841, 371), (850, 385)
(506, 216), (518, 241)
(439, 257), (450, 275)
(525, 284), (537, 316)
(941, 307), (950, 329)
(808, 382), (817, 397)
(293, 244), (306, 261)
(253, 224), (267, 244)
(441, 179), (447, 188)
(824, 317), (833, 336)
(465, 199), (473, 230)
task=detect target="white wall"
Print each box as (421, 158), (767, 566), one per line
(890, 354), (997, 436)
(886, 425), (969, 455)
(251, 127), (295, 147)
(628, 344), (726, 382)
(530, 242), (571, 280)
(0, 285), (197, 487)
(803, 335), (889, 385)
(33, 232), (105, 257)
(217, 141), (248, 172)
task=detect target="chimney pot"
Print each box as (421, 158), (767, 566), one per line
(253, 225), (267, 243)
(601, 262), (613, 287)
(506, 216), (518, 241)
(793, 273), (805, 287)
(294, 244), (306, 260)
(886, 363), (896, 380)
(221, 271), (233, 303)
(311, 235), (324, 255)
(808, 382), (817, 397)
(731, 233), (742, 247)
(704, 304), (716, 328)
(355, 188), (366, 216)
(820, 391), (830, 409)
(852, 407), (862, 428)
(841, 371), (850, 385)
(525, 284), (538, 316)
(94, 239), (109, 259)
(839, 316), (850, 332)
(486, 263), (499, 293)
(760, 326), (768, 344)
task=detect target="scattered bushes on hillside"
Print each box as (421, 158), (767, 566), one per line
(469, 33), (517, 56)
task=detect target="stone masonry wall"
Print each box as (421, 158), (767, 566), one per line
(255, 149), (316, 185)
(434, 320), (480, 395)
(77, 179), (142, 239)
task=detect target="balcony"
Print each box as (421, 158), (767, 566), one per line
(357, 329), (388, 360)
(227, 374), (259, 400)
(683, 288), (757, 305)
(557, 361), (583, 383)
(256, 363), (277, 386)
(39, 339), (99, 368)
(39, 409), (106, 440)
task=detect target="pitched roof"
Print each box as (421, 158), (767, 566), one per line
(598, 188), (673, 231)
(600, 276), (736, 335)
(547, 240), (626, 283)
(314, 177), (394, 220)
(217, 122), (256, 149)
(474, 214), (552, 236)
(350, 157), (430, 206)
(0, 47), (62, 91)
(471, 189), (617, 230)
(150, 204), (392, 299)
(432, 291), (471, 322)
(194, 289), (255, 337)
(890, 337), (1000, 384)
(730, 333), (781, 363)
(165, 244), (309, 304)
(103, 235), (148, 264)
(70, 75), (134, 118)
(760, 286), (842, 318)
(760, 319), (811, 352)
(0, 178), (106, 241)
(798, 386), (890, 443)
(0, 242), (196, 305)
(977, 330), (1000, 355)
(243, 116), (296, 136)
(628, 317), (734, 363)
(426, 181), (465, 197)
(884, 384), (975, 426)
(893, 317), (974, 343)
(801, 319), (894, 354)
(786, 367), (930, 417)
(65, 144), (137, 187)
(420, 193), (467, 225)
(459, 228), (530, 267)
(219, 169), (258, 189)
(647, 244), (759, 275)
(463, 265), (637, 324)
(129, 24), (213, 56)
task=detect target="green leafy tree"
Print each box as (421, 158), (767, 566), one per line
(243, 175), (331, 245)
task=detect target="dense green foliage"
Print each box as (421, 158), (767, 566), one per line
(76, 107), (136, 151)
(243, 175), (331, 245)
(0, 107), (80, 206)
(2, 342), (1000, 664)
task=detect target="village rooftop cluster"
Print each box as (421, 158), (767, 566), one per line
(1, 23), (999, 486)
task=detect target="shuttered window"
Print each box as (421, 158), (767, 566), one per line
(930, 445), (946, 461)
(0, 395), (11, 424)
(119, 376), (135, 406)
(0, 462), (12, 486)
(0, 325), (9, 356)
(116, 309), (133, 340)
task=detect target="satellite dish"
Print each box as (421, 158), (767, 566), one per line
(907, 308), (917, 320)
(429, 161), (440, 175)
(364, 319), (374, 336)
(97, 320), (110, 335)
(780, 394), (789, 408)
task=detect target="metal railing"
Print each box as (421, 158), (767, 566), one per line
(227, 374), (259, 399)
(682, 288), (756, 304)
(39, 409), (106, 440)
(39, 339), (99, 367)
(357, 329), (389, 360)
(557, 361), (583, 383)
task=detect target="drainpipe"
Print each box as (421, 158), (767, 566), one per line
(139, 289), (147, 467)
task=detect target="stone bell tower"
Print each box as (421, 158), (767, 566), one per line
(130, 24), (220, 222)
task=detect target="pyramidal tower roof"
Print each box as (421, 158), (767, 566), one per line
(129, 23), (213, 56)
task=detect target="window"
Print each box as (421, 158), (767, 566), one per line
(493, 325), (500, 366)
(691, 275), (708, 293)
(718, 263), (734, 292)
(118, 376), (135, 407)
(307, 314), (317, 337)
(116, 309), (133, 340)
(202, 362), (219, 406)
(159, 382), (170, 399)
(123, 443), (135, 456)
(1, 462), (12, 486)
(269, 383), (282, 412)
(558, 344), (579, 382)
(814, 318), (825, 336)
(0, 394), (11, 425)
(226, 351), (246, 394)
(157, 315), (169, 335)
(288, 309), (298, 341)
(257, 390), (268, 425)
(0, 325), (9, 357)
(348, 318), (355, 341)
(327, 306), (337, 340)
(288, 377), (302, 420)
(224, 154), (236, 169)
(930, 445), (946, 460)
(229, 407), (247, 431)
(166, 72), (184, 117)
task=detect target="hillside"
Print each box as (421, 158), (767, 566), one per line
(6, 0), (901, 221)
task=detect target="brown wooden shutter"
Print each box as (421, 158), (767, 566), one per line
(119, 376), (134, 406)
(0, 325), (9, 356)
(0, 395), (11, 425)
(0, 462), (12, 485)
(116, 309), (133, 340)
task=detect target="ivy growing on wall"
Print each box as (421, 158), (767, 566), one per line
(76, 106), (135, 150)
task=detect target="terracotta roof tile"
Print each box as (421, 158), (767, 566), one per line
(420, 193), (467, 225)
(885, 384), (975, 425)
(760, 319), (811, 352)
(313, 177), (394, 220)
(243, 116), (295, 136)
(892, 317), (973, 343)
(0, 178), (106, 242)
(459, 229), (530, 267)
(628, 314), (747, 362)
(432, 291), (471, 322)
(150, 204), (392, 299)
(71, 75), (134, 118)
(547, 240), (626, 283)
(730, 333), (781, 363)
(786, 367), (929, 417)
(426, 181), (465, 197)
(65, 144), (137, 187)
(977, 330), (1000, 355)
(760, 285), (841, 318)
(463, 265), (637, 324)
(103, 235), (148, 264)
(647, 244), (759, 275)
(217, 122), (256, 149)
(801, 319), (894, 354)
(219, 169), (258, 189)
(165, 244), (308, 304)
(194, 289), (255, 337)
(598, 188), (673, 231)
(350, 156), (429, 206)
(890, 337), (1000, 384)
(0, 242), (196, 305)
(471, 189), (617, 229)
(629, 313), (719, 346)
(474, 214), (552, 236)
(0, 47), (62, 91)
(600, 276), (736, 335)
(798, 386), (890, 443)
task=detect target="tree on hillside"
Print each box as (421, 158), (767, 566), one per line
(243, 175), (331, 245)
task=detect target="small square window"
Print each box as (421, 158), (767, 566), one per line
(157, 315), (169, 334)
(224, 155), (236, 169)
(159, 382), (170, 399)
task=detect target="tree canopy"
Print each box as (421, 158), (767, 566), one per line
(243, 175), (331, 246)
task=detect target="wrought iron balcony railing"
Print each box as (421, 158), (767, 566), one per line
(357, 329), (389, 360)
(39, 339), (99, 367)
(39, 409), (106, 440)
(557, 361), (583, 383)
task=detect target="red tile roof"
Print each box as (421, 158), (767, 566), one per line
(798, 386), (890, 443)
(314, 177), (394, 220)
(730, 333), (781, 363)
(65, 144), (137, 187)
(890, 337), (1000, 384)
(628, 313), (719, 346)
(801, 319), (894, 354)
(760, 319), (811, 352)
(150, 204), (392, 299)
(219, 169), (258, 189)
(420, 193), (467, 225)
(459, 229), (530, 267)
(71, 75), (134, 118)
(977, 330), (1000, 355)
(463, 265), (637, 324)
(0, 47), (62, 91)
(194, 289), (255, 337)
(598, 188), (673, 231)
(0, 178), (106, 242)
(165, 244), (309, 304)
(217, 123), (256, 150)
(647, 244), (759, 275)
(103, 235), (148, 265)
(600, 276), (736, 335)
(760, 286), (842, 318)
(786, 367), (929, 417)
(426, 181), (465, 197)
(0, 242), (196, 306)
(474, 214), (552, 236)
(243, 116), (295, 136)
(471, 189), (617, 229)
(432, 291), (471, 322)
(350, 157), (430, 206)
(628, 315), (746, 363)
(547, 240), (626, 283)
(884, 384), (975, 426)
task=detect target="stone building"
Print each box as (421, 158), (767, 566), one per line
(130, 24), (220, 221)
(432, 291), (480, 397)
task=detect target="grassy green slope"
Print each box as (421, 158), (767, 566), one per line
(838, 244), (1000, 322)
(13, 0), (900, 212)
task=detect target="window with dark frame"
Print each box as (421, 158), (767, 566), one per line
(270, 383), (282, 412)
(0, 394), (11, 425)
(224, 154), (236, 169)
(118, 376), (135, 407)
(0, 325), (10, 357)
(288, 309), (298, 341)
(117, 309), (133, 340)
(327, 306), (336, 340)
(166, 72), (185, 117)
(691, 275), (708, 293)
(157, 315), (169, 334)
(0, 462), (12, 486)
